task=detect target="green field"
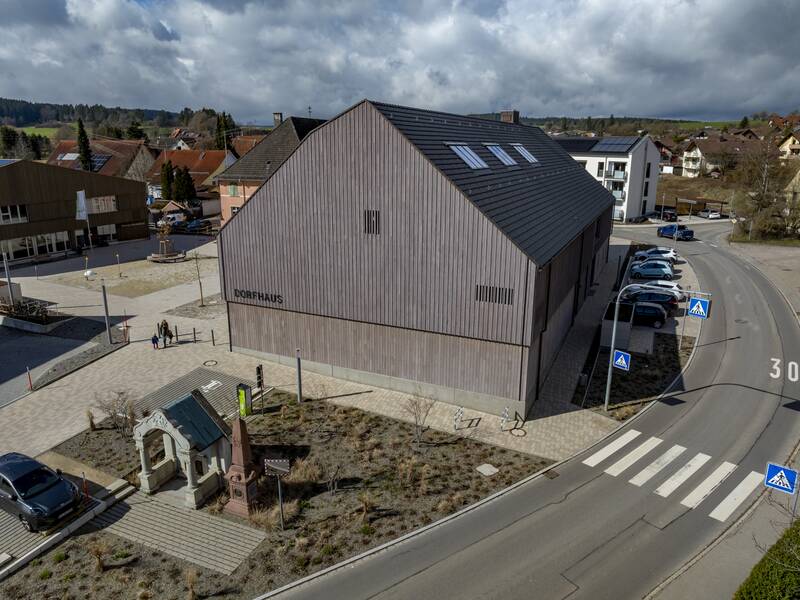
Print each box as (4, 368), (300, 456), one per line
(12, 122), (75, 139)
(673, 119), (767, 132)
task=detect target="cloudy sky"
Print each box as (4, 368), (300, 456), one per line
(1, 0), (799, 123)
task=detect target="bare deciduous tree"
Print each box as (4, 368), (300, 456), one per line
(93, 389), (137, 436)
(402, 394), (434, 451)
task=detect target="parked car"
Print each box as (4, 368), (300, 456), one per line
(661, 209), (678, 222)
(169, 220), (188, 234)
(634, 257), (674, 273)
(623, 290), (679, 315)
(620, 284), (683, 303)
(186, 219), (213, 235)
(632, 302), (668, 329)
(156, 213), (186, 228)
(707, 211), (721, 219)
(657, 224), (694, 240)
(630, 262), (673, 280)
(637, 280), (686, 301)
(0, 453), (81, 532)
(634, 247), (678, 264)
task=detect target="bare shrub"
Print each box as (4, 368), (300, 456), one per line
(402, 395), (434, 450)
(94, 390), (137, 436)
(397, 455), (419, 487)
(87, 540), (110, 572)
(419, 463), (433, 495)
(287, 458), (322, 483)
(357, 491), (375, 523)
(249, 508), (272, 530)
(294, 536), (310, 552)
(207, 493), (228, 515)
(280, 405), (289, 420)
(86, 409), (96, 432)
(185, 568), (198, 600)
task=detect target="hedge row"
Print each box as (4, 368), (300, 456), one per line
(735, 520), (800, 599)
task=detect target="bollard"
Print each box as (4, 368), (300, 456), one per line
(211, 329), (215, 346)
(26, 366), (33, 391)
(193, 327), (196, 343)
(175, 326), (179, 342)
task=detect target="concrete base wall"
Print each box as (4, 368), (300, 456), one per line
(233, 345), (527, 418)
(0, 315), (73, 333)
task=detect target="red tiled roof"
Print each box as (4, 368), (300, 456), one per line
(46, 139), (146, 177)
(231, 135), (267, 158)
(146, 149), (229, 188)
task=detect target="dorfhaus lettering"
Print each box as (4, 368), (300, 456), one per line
(234, 289), (284, 304)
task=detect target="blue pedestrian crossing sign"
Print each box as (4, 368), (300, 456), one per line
(687, 297), (710, 319)
(765, 462), (798, 495)
(612, 350), (631, 372)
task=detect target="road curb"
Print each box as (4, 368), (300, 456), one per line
(645, 238), (800, 599)
(252, 260), (705, 600)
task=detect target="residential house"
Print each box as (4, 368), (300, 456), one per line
(653, 139), (681, 175)
(217, 116), (325, 224)
(681, 136), (760, 177)
(47, 139), (156, 182)
(769, 114), (800, 130)
(553, 136), (660, 221)
(146, 149), (235, 201)
(730, 128), (761, 141)
(218, 100), (614, 416)
(0, 160), (148, 262)
(779, 130), (800, 159)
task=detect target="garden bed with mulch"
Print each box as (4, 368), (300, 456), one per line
(14, 390), (552, 599)
(573, 332), (696, 421)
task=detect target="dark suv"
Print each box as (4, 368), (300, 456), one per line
(0, 453), (82, 532)
(625, 290), (679, 315)
(633, 302), (668, 329)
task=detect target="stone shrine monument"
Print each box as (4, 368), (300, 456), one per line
(224, 417), (260, 517)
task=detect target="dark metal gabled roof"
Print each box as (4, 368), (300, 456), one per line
(162, 391), (231, 451)
(217, 117), (326, 183)
(371, 101), (614, 266)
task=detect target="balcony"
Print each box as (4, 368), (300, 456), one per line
(610, 189), (626, 201)
(604, 170), (627, 181)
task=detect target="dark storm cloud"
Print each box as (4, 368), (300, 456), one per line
(0, 0), (798, 122)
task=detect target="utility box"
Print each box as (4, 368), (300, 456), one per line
(237, 383), (253, 417)
(601, 302), (633, 350)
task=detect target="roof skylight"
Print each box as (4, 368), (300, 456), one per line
(485, 144), (517, 166)
(449, 144), (488, 169)
(511, 143), (539, 164)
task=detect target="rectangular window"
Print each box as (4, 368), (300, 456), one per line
(449, 144), (488, 169)
(475, 284), (514, 306)
(511, 143), (538, 163)
(0, 204), (29, 225)
(577, 161), (587, 169)
(364, 209), (380, 235)
(645, 162), (652, 178)
(596, 162), (604, 177)
(228, 184), (238, 197)
(485, 144), (517, 166)
(644, 181), (650, 196)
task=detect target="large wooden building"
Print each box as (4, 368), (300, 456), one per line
(218, 101), (614, 416)
(0, 160), (148, 262)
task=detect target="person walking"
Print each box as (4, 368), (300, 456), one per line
(151, 334), (159, 350)
(160, 319), (169, 347)
(166, 328), (174, 345)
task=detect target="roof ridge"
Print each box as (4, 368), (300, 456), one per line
(369, 100), (535, 131)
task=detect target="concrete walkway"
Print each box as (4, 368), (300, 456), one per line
(92, 491), (266, 575)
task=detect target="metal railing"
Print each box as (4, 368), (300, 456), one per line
(604, 170), (628, 181)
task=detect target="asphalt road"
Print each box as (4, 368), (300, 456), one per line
(269, 221), (800, 600)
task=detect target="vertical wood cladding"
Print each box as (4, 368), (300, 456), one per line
(229, 302), (522, 400)
(220, 102), (530, 346)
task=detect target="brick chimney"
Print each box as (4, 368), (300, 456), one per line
(273, 112), (283, 127)
(500, 110), (520, 124)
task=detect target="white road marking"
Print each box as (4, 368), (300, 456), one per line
(709, 471), (763, 522)
(697, 240), (705, 244)
(582, 430), (642, 467)
(654, 453), (712, 497)
(680, 462), (737, 509)
(629, 445), (687, 487)
(709, 243), (718, 248)
(605, 437), (663, 477)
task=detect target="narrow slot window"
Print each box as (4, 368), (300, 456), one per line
(364, 209), (380, 235)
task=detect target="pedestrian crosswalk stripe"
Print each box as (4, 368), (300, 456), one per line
(680, 462), (737, 509)
(709, 471), (763, 522)
(605, 437), (663, 477)
(629, 445), (687, 487)
(582, 430), (642, 467)
(654, 453), (712, 498)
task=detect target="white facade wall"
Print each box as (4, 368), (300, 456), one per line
(566, 137), (659, 222)
(682, 147), (704, 177)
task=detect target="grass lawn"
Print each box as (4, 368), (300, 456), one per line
(13, 125), (63, 138)
(729, 234), (800, 247)
(658, 173), (740, 203)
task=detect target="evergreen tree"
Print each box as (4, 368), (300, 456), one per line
(77, 118), (92, 170)
(586, 116), (594, 131)
(609, 114), (616, 126)
(160, 160), (174, 201)
(173, 166), (196, 202)
(214, 114), (225, 150)
(126, 121), (147, 141)
(560, 116), (568, 131)
(739, 116), (750, 129)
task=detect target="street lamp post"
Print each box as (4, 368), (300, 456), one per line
(603, 282), (669, 412)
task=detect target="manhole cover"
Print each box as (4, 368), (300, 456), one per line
(544, 470), (559, 479)
(203, 360), (218, 367)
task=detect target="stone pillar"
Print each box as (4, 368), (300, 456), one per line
(182, 451), (198, 489)
(163, 432), (176, 461)
(136, 439), (152, 476)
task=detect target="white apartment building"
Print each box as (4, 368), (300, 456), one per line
(553, 136), (660, 221)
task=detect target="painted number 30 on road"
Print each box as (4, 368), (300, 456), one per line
(771, 359), (800, 382)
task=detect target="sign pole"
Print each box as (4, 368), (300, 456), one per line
(2, 252), (14, 305)
(603, 297), (622, 412)
(101, 278), (112, 344)
(296, 348), (303, 403)
(277, 475), (285, 531)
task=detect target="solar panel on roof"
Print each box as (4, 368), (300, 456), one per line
(90, 154), (112, 172)
(592, 137), (639, 152)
